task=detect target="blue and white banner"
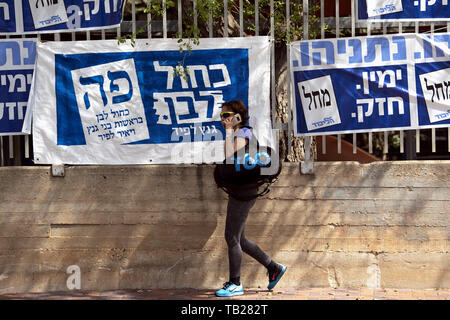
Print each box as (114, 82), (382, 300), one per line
(26, 37), (272, 165)
(0, 38), (35, 136)
(357, 0), (450, 21)
(0, 0), (125, 34)
(290, 33), (450, 136)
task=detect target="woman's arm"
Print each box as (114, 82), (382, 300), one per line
(224, 133), (248, 159)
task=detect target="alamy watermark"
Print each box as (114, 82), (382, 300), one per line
(169, 126), (281, 175)
(66, 265), (81, 290)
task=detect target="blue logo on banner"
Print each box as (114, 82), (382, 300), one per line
(55, 49), (249, 146)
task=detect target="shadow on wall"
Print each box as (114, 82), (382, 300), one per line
(120, 165), (226, 290)
(0, 161), (448, 293)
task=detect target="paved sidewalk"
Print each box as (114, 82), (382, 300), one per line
(0, 288), (448, 300)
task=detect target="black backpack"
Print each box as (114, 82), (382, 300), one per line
(214, 126), (282, 201)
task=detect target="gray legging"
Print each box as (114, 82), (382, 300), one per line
(225, 188), (272, 280)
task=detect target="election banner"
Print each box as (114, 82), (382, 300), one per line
(27, 37), (272, 165)
(357, 0), (450, 22)
(0, 38), (36, 136)
(0, 0), (125, 34)
(290, 33), (450, 136)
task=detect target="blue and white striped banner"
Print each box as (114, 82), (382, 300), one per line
(0, 0), (125, 34)
(290, 33), (450, 136)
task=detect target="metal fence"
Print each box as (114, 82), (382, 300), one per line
(1, 0), (449, 166)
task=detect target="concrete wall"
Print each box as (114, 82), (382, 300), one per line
(0, 161), (448, 293)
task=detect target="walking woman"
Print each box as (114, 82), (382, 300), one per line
(215, 100), (286, 297)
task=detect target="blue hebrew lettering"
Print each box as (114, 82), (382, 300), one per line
(163, 96), (178, 125)
(83, 0), (100, 21)
(364, 37), (390, 63)
(79, 75), (107, 109)
(188, 65), (211, 88)
(348, 39), (362, 64)
(209, 64), (231, 88)
(0, 41), (21, 66)
(7, 74), (26, 92)
(376, 69), (402, 88)
(22, 41), (36, 65)
(196, 91), (220, 119)
(107, 70), (133, 104)
(154, 60), (189, 89)
(337, 40), (346, 54)
(176, 96), (199, 121)
(0, 3), (10, 21)
(434, 34), (450, 58)
(312, 41), (335, 65)
(392, 36), (407, 61)
(300, 42), (310, 67)
(105, 0), (120, 13)
(423, 37), (434, 58)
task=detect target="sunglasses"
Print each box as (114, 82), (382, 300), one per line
(220, 111), (235, 119)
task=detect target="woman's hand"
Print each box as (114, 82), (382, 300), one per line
(222, 115), (235, 130)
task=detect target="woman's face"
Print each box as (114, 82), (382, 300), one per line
(220, 106), (235, 129)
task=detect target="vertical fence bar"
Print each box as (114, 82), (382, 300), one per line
(337, 135), (341, 154)
(400, 130), (404, 153)
(209, 7), (213, 38)
(335, 0), (339, 37)
(321, 0), (325, 154)
(286, 0), (292, 154)
(336, 0), (342, 154)
(367, 5), (372, 154)
(178, 0), (182, 36)
(430, 23), (436, 153)
(448, 128), (450, 153)
(303, 0), (311, 161)
(432, 128), (436, 153)
(398, 21), (404, 154)
(383, 131), (389, 155)
(163, 0), (167, 38)
(239, 0), (243, 37)
(270, 0), (274, 37)
(24, 135), (29, 159)
(193, 0), (198, 38)
(414, 21), (420, 155)
(416, 129), (421, 153)
(255, 0), (259, 36)
(8, 136), (13, 159)
(132, 0), (136, 35)
(320, 0), (324, 39)
(224, 0), (228, 37)
(147, 0), (152, 38)
(351, 0), (355, 37)
(382, 20), (389, 157)
(270, 0), (277, 140)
